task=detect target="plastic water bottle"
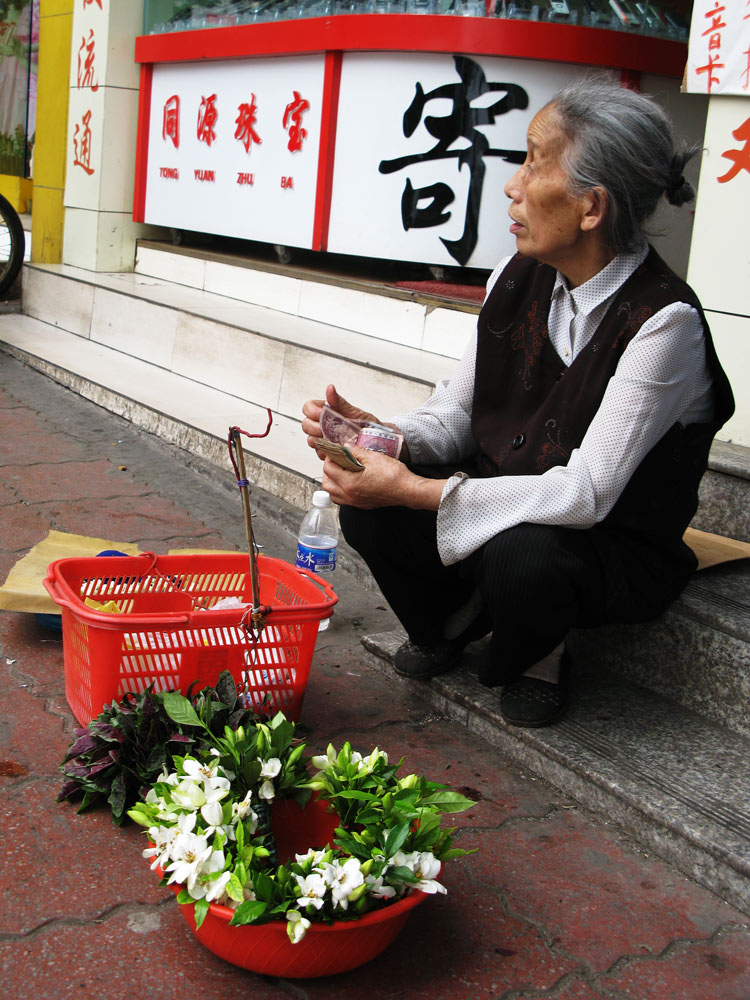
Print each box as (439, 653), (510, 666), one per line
(295, 490), (338, 630)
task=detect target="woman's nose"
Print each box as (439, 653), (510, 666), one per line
(504, 166), (523, 200)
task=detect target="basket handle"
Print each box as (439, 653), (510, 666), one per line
(293, 565), (338, 605)
(43, 571), (75, 610)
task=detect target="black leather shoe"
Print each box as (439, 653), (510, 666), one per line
(394, 638), (466, 679)
(499, 651), (571, 728)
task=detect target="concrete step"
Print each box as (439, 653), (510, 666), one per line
(567, 560), (750, 739)
(694, 440), (750, 543)
(361, 627), (750, 918)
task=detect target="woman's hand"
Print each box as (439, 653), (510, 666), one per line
(301, 384), (380, 454)
(321, 447), (445, 512)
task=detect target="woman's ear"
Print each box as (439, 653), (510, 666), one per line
(580, 186), (608, 233)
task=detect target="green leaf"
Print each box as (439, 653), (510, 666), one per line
(437, 847), (477, 860)
(384, 822), (411, 858)
(107, 771), (127, 824)
(419, 790), (476, 813)
(385, 865), (419, 885)
(176, 889), (193, 904)
(253, 870), (275, 902)
(229, 899), (268, 926)
(270, 719), (295, 754)
(225, 874), (245, 903)
(331, 789), (377, 802)
(194, 897), (210, 931)
(241, 760), (262, 786)
(161, 692), (203, 728)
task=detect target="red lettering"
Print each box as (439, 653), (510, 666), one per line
(194, 169), (215, 182)
(159, 167), (179, 180)
(281, 176), (294, 189)
(236, 171), (254, 185)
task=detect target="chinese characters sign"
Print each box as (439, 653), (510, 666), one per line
(326, 52), (582, 269)
(145, 56), (323, 248)
(378, 56), (528, 266)
(687, 0), (750, 95)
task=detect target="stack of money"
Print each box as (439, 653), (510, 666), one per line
(317, 407), (404, 471)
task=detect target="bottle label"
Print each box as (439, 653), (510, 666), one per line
(295, 543), (337, 574)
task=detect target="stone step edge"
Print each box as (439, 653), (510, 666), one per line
(22, 262), (452, 390)
(136, 238), (485, 314)
(361, 629), (750, 917)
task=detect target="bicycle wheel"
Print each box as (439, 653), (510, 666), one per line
(0, 193), (25, 296)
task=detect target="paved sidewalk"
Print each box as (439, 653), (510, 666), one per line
(1, 350), (748, 1000)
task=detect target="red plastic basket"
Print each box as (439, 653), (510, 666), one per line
(44, 552), (337, 726)
(164, 798), (429, 978)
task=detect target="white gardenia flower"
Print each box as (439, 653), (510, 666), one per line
(320, 858), (364, 909)
(353, 747), (388, 775)
(294, 872), (328, 910)
(182, 757), (222, 783)
(200, 800), (224, 832)
(295, 848), (326, 866)
(392, 850), (446, 895)
(189, 849), (230, 902)
(258, 778), (276, 802)
(171, 778), (207, 810)
(310, 744), (337, 771)
(286, 910), (311, 943)
(365, 874), (398, 900)
(204, 870), (232, 903)
(143, 824), (177, 871)
(259, 757), (281, 779)
(164, 832), (212, 890)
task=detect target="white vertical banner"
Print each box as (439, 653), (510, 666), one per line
(686, 0), (750, 96)
(65, 0), (107, 209)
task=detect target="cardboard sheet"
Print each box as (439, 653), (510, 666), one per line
(683, 527), (750, 571)
(0, 530), (235, 614)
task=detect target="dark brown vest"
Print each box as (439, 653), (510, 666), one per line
(471, 250), (734, 572)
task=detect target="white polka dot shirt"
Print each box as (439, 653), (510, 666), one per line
(391, 244), (715, 566)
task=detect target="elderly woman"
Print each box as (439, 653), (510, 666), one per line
(301, 78), (734, 728)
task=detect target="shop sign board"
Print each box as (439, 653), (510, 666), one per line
(144, 55), (325, 247)
(140, 50), (600, 267)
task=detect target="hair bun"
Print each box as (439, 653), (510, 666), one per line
(665, 171), (694, 207)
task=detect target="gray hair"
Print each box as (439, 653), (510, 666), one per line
(547, 78), (699, 253)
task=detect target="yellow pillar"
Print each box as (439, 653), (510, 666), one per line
(31, 0), (74, 264)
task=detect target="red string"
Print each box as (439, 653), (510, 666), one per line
(227, 412), (273, 481)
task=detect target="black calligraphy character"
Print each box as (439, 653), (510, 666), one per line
(379, 56), (528, 266)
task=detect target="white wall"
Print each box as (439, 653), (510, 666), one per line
(688, 94), (750, 447)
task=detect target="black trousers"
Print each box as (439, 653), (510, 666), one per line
(339, 504), (671, 686)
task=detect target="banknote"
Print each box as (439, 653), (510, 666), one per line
(314, 437), (365, 472)
(319, 406), (363, 445)
(319, 406), (404, 460)
(356, 425), (403, 459)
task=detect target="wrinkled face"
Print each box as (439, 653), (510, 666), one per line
(504, 105), (589, 274)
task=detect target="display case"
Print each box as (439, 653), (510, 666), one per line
(142, 0), (690, 38)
